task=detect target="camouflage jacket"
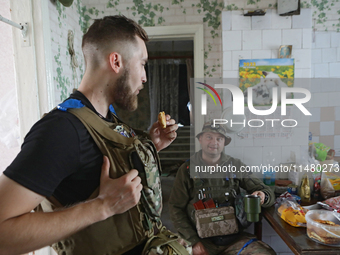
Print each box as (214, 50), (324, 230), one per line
(168, 151), (275, 246)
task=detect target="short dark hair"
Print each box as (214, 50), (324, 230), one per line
(82, 15), (148, 52)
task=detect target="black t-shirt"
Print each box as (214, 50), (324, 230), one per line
(4, 91), (109, 206)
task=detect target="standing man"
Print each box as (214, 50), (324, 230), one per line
(0, 15), (178, 255)
(169, 121), (276, 255)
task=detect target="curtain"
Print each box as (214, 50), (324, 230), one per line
(148, 59), (183, 126)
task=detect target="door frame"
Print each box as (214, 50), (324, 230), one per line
(144, 25), (205, 151)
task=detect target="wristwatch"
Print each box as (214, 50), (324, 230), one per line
(264, 192), (269, 204)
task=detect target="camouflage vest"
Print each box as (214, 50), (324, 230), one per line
(39, 104), (163, 255)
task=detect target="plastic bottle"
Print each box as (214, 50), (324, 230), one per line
(263, 152), (276, 186)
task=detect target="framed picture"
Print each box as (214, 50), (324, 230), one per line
(239, 58), (295, 106)
(278, 45), (292, 58)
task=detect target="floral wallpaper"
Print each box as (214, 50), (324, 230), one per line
(50, 0), (339, 128)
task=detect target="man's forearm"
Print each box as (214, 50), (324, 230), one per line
(0, 198), (105, 255)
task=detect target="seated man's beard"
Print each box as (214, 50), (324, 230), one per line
(114, 69), (138, 111)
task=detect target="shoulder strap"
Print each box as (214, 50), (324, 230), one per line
(68, 107), (135, 147)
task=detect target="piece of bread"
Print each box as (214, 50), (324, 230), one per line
(308, 219), (340, 245)
(158, 111), (166, 129)
(314, 219), (340, 226)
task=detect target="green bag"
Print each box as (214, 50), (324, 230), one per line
(142, 227), (192, 255)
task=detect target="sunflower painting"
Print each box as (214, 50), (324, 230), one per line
(239, 58), (295, 106)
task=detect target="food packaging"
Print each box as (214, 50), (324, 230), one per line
(276, 198), (307, 227)
(321, 171), (340, 199)
(317, 196), (340, 212)
(306, 210), (340, 246)
(299, 174), (311, 203)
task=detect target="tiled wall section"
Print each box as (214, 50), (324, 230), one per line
(310, 31), (340, 152)
(221, 9), (312, 173)
(222, 9), (312, 78)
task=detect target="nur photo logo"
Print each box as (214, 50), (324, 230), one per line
(196, 82), (223, 115)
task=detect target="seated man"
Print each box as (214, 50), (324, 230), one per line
(169, 121), (276, 255)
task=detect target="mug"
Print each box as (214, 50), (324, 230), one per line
(244, 195), (261, 222)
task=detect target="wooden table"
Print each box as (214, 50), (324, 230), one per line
(261, 206), (340, 254)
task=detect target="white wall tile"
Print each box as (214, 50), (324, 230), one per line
(234, 135), (254, 147)
(291, 127), (309, 145)
(314, 63), (329, 78)
(243, 30), (262, 50)
(330, 63), (340, 78)
(310, 92), (329, 107)
(315, 32), (331, 48)
(223, 31), (242, 50)
(222, 11), (231, 31)
(293, 49), (311, 69)
(334, 135), (340, 150)
(254, 137), (273, 146)
(271, 10), (292, 29)
(232, 50), (252, 70)
(282, 29), (302, 49)
(336, 107), (340, 120)
(252, 11), (271, 30)
(263, 30), (281, 50)
(252, 50), (271, 59)
(303, 28), (312, 49)
(224, 147), (244, 161)
(309, 107), (321, 122)
(328, 92), (340, 107)
(281, 145), (301, 163)
(312, 136), (320, 143)
(310, 79), (321, 93)
(320, 121), (335, 135)
(322, 48), (338, 63)
(223, 70), (239, 78)
(243, 146), (262, 166)
(262, 146), (282, 166)
(312, 49), (322, 64)
(331, 32), (340, 47)
(232, 11), (251, 30)
(223, 51), (232, 71)
(271, 49), (279, 58)
(294, 69), (311, 78)
(311, 64), (315, 78)
(320, 79), (339, 92)
(292, 8), (312, 29)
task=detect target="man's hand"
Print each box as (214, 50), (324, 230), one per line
(192, 242), (209, 255)
(98, 156), (143, 219)
(251, 191), (265, 204)
(149, 114), (178, 152)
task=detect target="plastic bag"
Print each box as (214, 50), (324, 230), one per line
(276, 197), (307, 227)
(321, 171), (340, 199)
(318, 196), (340, 212)
(312, 143), (331, 162)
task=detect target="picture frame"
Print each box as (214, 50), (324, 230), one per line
(278, 45), (292, 58)
(239, 58), (295, 106)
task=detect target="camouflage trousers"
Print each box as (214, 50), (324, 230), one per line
(201, 232), (276, 255)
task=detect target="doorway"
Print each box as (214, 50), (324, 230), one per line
(147, 39), (193, 127)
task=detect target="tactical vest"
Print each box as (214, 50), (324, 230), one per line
(38, 103), (163, 255)
(184, 160), (244, 227)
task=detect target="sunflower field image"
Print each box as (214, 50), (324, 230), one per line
(239, 58), (295, 106)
